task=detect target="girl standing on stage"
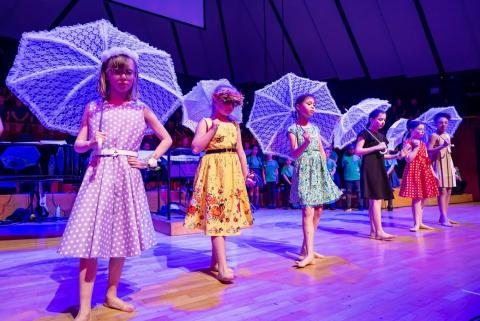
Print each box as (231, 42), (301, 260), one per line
(58, 48), (172, 321)
(355, 109), (405, 240)
(288, 94), (341, 268)
(427, 112), (458, 226)
(400, 120), (439, 232)
(185, 85), (252, 283)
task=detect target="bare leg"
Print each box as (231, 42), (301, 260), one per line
(445, 190), (459, 224)
(438, 188), (452, 226)
(104, 257), (134, 312)
(368, 203), (376, 238)
(419, 199), (434, 230)
(296, 206), (316, 267)
(211, 236), (234, 282)
(439, 187), (457, 225)
(370, 199), (395, 240)
(75, 258), (97, 321)
(210, 240), (233, 273)
(299, 207), (325, 259)
(410, 198), (421, 231)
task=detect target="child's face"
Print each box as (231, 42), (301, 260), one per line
(411, 124), (425, 139)
(296, 97), (316, 119)
(370, 113), (386, 130)
(347, 147), (354, 155)
(107, 58), (136, 95)
(436, 117), (449, 133)
(266, 154), (273, 160)
(213, 98), (235, 117)
(325, 149), (331, 158)
(286, 159), (292, 165)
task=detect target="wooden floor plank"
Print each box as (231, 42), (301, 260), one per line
(1, 203), (479, 321)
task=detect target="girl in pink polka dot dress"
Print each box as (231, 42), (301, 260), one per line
(399, 120), (439, 232)
(58, 48), (172, 321)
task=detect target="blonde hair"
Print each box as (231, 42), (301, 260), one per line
(98, 55), (139, 100)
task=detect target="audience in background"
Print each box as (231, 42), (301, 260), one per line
(280, 158), (294, 209)
(264, 154), (279, 209)
(342, 144), (364, 211)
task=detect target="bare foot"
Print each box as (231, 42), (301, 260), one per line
(376, 232), (396, 240)
(104, 296), (134, 313)
(449, 219), (460, 225)
(299, 252), (326, 260)
(210, 264), (234, 274)
(216, 270), (235, 283)
(409, 226), (419, 232)
(74, 311), (92, 321)
(295, 255), (316, 268)
(439, 220), (453, 227)
(419, 223), (435, 230)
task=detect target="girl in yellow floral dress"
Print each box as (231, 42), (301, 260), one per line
(185, 85), (252, 283)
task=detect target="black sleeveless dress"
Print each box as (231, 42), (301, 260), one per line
(358, 130), (393, 200)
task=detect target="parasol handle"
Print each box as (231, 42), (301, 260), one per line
(97, 137), (104, 150)
(97, 102), (104, 149)
(365, 127), (388, 155)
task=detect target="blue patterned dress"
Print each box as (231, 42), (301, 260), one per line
(288, 124), (342, 206)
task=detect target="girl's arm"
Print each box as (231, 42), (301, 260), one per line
(283, 173), (291, 184)
(427, 133), (449, 156)
(235, 125), (249, 179)
(191, 118), (219, 154)
(355, 137), (386, 156)
(144, 107), (173, 160)
(404, 141), (420, 163)
(288, 131), (310, 159)
(386, 164), (395, 176)
(330, 164), (337, 177)
(74, 107), (104, 153)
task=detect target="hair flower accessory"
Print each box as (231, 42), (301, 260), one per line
(212, 86), (244, 107)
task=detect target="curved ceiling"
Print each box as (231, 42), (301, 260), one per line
(1, 0), (479, 84)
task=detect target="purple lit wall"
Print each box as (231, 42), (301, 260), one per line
(421, 0), (480, 72)
(111, 0), (205, 28)
(1, 0), (480, 82)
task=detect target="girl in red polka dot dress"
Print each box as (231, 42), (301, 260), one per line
(399, 120), (439, 232)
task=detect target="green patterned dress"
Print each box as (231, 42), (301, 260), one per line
(288, 124), (342, 207)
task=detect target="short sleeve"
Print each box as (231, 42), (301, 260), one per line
(287, 124), (297, 135)
(357, 130), (368, 142)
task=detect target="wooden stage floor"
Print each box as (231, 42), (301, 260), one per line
(0, 203), (479, 321)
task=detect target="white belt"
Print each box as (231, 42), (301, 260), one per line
(99, 148), (138, 157)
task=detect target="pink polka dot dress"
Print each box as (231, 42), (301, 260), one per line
(58, 100), (156, 258)
(399, 139), (439, 199)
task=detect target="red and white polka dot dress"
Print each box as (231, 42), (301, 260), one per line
(399, 140), (439, 199)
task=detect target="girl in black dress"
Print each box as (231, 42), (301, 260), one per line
(355, 109), (407, 240)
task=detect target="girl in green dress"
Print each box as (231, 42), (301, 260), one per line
(288, 94), (342, 268)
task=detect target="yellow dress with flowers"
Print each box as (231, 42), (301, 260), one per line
(185, 118), (253, 236)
